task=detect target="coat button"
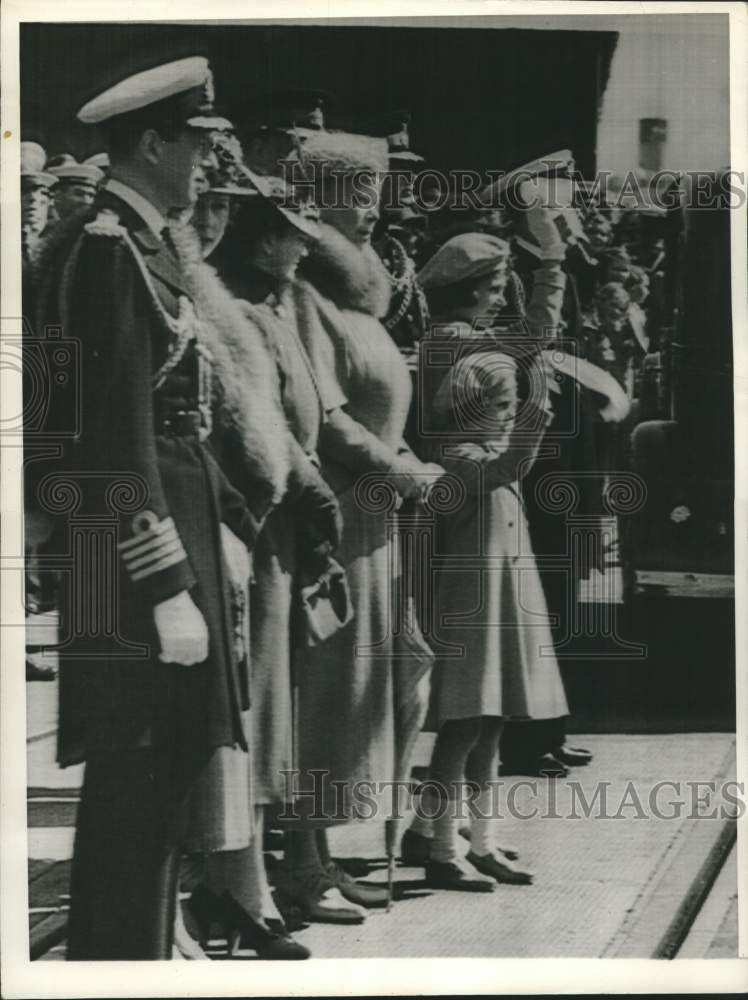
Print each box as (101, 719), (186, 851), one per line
(507, 521), (514, 527)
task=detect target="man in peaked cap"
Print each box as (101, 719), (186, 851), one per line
(84, 151), (110, 170)
(46, 154), (104, 219)
(20, 141), (57, 262)
(28, 56), (259, 960)
(246, 86), (331, 134)
(242, 87), (333, 175)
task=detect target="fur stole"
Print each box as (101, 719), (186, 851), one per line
(169, 223), (291, 503)
(298, 222), (392, 319)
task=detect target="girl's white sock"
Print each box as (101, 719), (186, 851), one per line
(469, 788), (496, 857)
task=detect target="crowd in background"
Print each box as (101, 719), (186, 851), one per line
(21, 64), (678, 961)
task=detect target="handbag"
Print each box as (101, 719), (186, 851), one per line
(296, 553), (354, 647)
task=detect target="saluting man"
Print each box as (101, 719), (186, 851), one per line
(30, 57), (260, 960)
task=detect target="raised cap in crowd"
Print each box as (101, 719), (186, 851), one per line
(478, 148), (575, 204)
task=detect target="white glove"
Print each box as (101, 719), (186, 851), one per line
(154, 590), (209, 666)
(517, 180), (566, 261)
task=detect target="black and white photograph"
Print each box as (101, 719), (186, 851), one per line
(1, 1), (745, 993)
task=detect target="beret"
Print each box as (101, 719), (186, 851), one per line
(417, 233), (510, 289)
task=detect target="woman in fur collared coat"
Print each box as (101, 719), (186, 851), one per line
(170, 174), (326, 959)
(271, 132), (443, 919)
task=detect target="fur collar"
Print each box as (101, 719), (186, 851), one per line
(298, 222), (392, 318)
(169, 223), (291, 503)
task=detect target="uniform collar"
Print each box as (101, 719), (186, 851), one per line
(105, 178), (167, 240)
(98, 184), (190, 298)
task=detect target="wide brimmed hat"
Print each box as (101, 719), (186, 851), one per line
(200, 130), (259, 197)
(417, 233), (511, 289)
(242, 168), (322, 240)
(201, 131), (320, 239)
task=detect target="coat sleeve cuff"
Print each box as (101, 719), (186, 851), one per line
(117, 512), (197, 604)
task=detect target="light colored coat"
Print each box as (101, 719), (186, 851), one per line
(423, 324), (570, 726)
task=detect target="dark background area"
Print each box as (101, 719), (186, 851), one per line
(21, 21), (617, 176)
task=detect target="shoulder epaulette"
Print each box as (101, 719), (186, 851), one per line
(84, 209), (126, 239)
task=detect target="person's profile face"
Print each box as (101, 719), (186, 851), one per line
(161, 128), (215, 211)
(320, 178), (382, 246)
(255, 218), (311, 281)
(192, 192), (232, 258)
(599, 294), (629, 330)
(21, 184), (51, 232)
(470, 264), (509, 320)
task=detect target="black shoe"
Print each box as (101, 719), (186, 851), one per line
(465, 850), (534, 885)
(457, 825), (520, 861)
(424, 859), (495, 893)
(554, 745), (593, 767)
(500, 753), (568, 778)
(271, 891), (309, 933)
(536, 753), (569, 777)
(187, 885), (310, 959)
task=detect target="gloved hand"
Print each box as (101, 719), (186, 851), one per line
(154, 590), (209, 666)
(390, 455), (446, 500)
(517, 180), (566, 262)
(301, 481), (343, 554)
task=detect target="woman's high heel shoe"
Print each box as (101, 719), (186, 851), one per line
(186, 885), (310, 960)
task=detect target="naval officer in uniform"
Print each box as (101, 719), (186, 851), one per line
(30, 56), (264, 960)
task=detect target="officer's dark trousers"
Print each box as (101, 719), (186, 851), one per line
(66, 746), (193, 960)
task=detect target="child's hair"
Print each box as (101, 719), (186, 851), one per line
(424, 272), (485, 317)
